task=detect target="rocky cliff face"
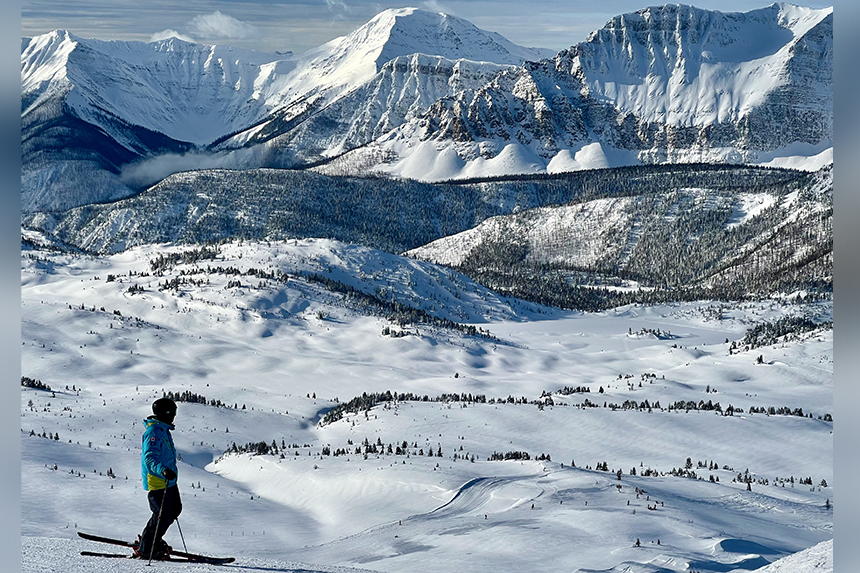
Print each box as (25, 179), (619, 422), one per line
(356, 4), (832, 181)
(213, 54), (512, 167)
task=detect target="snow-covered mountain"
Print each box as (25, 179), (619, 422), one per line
(212, 53), (513, 168)
(221, 3), (833, 181)
(21, 8), (553, 212)
(21, 4), (832, 212)
(406, 165), (832, 298)
(21, 8), (551, 150)
(20, 31), (287, 211)
(21, 162), (832, 307)
(577, 3), (830, 130)
(21, 31), (287, 146)
(260, 7), (554, 107)
(214, 8), (555, 153)
(337, 3), (833, 181)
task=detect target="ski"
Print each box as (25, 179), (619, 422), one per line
(78, 531), (235, 564)
(80, 550), (132, 559)
(78, 531), (136, 549)
(81, 550), (231, 564)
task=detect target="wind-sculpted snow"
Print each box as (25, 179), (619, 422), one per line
(752, 539), (832, 572)
(424, 475), (547, 518)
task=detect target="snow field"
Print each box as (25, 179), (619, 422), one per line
(21, 235), (832, 572)
(23, 536), (380, 573)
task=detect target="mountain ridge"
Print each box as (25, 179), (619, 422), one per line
(22, 162), (832, 307)
(227, 3), (832, 182)
(354, 3), (833, 181)
(21, 8), (555, 212)
(20, 3), (833, 213)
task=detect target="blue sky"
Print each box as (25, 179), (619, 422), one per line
(22, 0), (834, 54)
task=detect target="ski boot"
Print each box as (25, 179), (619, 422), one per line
(132, 535), (172, 560)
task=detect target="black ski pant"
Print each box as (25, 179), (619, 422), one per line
(140, 485), (182, 555)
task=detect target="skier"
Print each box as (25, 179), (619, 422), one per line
(134, 397), (181, 560)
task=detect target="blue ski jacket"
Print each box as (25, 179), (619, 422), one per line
(141, 416), (178, 491)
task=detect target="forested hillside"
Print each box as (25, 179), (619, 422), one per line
(25, 163), (828, 307)
(410, 168), (831, 309)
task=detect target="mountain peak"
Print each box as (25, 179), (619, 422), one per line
(268, 6), (554, 126)
(19, 3), (833, 206)
(320, 7), (554, 76)
(377, 8), (554, 66)
(21, 29), (78, 94)
(598, 2), (831, 37)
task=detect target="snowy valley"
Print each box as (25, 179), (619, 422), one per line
(21, 234), (832, 572)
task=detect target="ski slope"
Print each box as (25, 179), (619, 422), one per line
(21, 234), (832, 572)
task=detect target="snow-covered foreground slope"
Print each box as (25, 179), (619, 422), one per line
(23, 536), (833, 573)
(21, 235), (832, 572)
(22, 536), (378, 573)
(753, 538), (832, 572)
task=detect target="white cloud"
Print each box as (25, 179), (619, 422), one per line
(149, 29), (196, 43)
(186, 11), (259, 40)
(421, 1), (454, 15)
(324, 0), (351, 12)
(120, 148), (270, 189)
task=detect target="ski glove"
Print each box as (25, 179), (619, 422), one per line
(161, 468), (177, 481)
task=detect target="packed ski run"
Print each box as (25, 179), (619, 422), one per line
(21, 233), (832, 572)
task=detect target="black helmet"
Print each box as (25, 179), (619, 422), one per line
(152, 397), (177, 424)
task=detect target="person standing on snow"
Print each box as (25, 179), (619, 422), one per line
(135, 397), (181, 560)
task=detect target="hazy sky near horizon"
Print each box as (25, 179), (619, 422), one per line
(22, 0), (834, 54)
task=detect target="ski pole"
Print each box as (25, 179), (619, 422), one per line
(175, 518), (188, 554)
(147, 486), (169, 566)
